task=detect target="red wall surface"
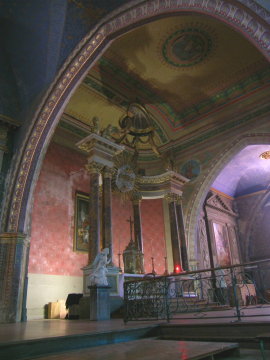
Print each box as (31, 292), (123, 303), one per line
(141, 199), (166, 274)
(30, 142), (166, 277)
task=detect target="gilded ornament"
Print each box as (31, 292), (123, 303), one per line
(165, 193), (177, 203)
(260, 150), (270, 160)
(85, 162), (104, 174)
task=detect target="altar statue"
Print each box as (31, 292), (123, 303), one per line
(89, 248), (110, 286)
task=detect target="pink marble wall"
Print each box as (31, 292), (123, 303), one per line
(30, 142), (167, 277)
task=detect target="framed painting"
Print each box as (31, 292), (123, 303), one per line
(212, 222), (231, 266)
(74, 192), (89, 253)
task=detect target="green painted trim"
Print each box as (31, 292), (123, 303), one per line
(0, 114), (21, 127)
(174, 104), (270, 153)
(85, 57), (270, 129)
(59, 120), (89, 138)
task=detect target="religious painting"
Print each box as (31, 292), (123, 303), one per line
(212, 222), (231, 266)
(74, 192), (89, 253)
(180, 159), (201, 180)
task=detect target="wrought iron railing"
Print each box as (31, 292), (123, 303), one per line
(123, 259), (270, 323)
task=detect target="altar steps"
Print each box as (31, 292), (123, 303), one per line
(0, 325), (158, 360)
(21, 338), (241, 360)
(158, 321), (270, 349)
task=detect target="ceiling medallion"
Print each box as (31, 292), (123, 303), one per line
(162, 28), (212, 68)
(259, 151), (270, 160)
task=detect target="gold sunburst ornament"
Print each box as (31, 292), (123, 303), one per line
(260, 151), (270, 160)
(113, 151), (139, 201)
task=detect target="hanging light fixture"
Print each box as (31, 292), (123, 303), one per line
(259, 150), (270, 160)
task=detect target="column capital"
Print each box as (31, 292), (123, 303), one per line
(164, 193), (177, 203)
(132, 192), (142, 205)
(85, 162), (104, 175)
(103, 166), (114, 179)
(175, 195), (183, 205)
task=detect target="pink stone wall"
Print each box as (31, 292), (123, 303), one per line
(29, 142), (88, 276)
(111, 195), (133, 269)
(141, 199), (166, 275)
(30, 142), (167, 277)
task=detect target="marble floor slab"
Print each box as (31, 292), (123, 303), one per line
(0, 319), (160, 343)
(26, 339), (239, 360)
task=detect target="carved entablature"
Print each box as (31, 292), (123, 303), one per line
(206, 193), (237, 218)
(138, 170), (189, 198)
(76, 133), (124, 168)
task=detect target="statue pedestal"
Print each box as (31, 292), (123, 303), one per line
(89, 286), (111, 321)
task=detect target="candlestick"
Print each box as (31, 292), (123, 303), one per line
(150, 238), (153, 257)
(118, 253), (122, 272)
(163, 256), (168, 275)
(151, 257), (156, 275)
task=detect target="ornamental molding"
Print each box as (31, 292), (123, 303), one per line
(206, 193), (237, 217)
(77, 133), (124, 155)
(138, 170), (189, 186)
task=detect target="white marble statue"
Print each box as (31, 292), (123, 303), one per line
(89, 248), (110, 287)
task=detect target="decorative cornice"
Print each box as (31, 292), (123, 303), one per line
(206, 193), (237, 217)
(77, 133), (124, 154)
(0, 114), (21, 128)
(138, 171), (189, 186)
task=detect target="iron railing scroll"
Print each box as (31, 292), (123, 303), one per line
(123, 259), (270, 323)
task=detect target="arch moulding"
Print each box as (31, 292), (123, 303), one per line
(4, 0), (270, 234)
(185, 133), (270, 263)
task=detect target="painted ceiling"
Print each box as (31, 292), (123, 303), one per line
(63, 13), (270, 153)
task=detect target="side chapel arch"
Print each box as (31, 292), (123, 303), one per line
(3, 0), (270, 236)
(185, 134), (270, 265)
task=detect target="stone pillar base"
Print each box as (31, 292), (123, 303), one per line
(89, 286), (111, 321)
(0, 233), (28, 323)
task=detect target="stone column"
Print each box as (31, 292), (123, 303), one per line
(176, 196), (189, 271)
(102, 167), (114, 265)
(132, 193), (143, 252)
(0, 233), (28, 323)
(166, 193), (182, 271)
(86, 162), (103, 265)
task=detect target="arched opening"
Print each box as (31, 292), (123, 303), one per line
(195, 143), (270, 272)
(2, 0), (270, 323)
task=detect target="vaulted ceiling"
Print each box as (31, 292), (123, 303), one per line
(53, 12), (270, 194)
(57, 13), (270, 154)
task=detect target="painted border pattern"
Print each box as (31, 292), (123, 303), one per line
(6, 0), (270, 234)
